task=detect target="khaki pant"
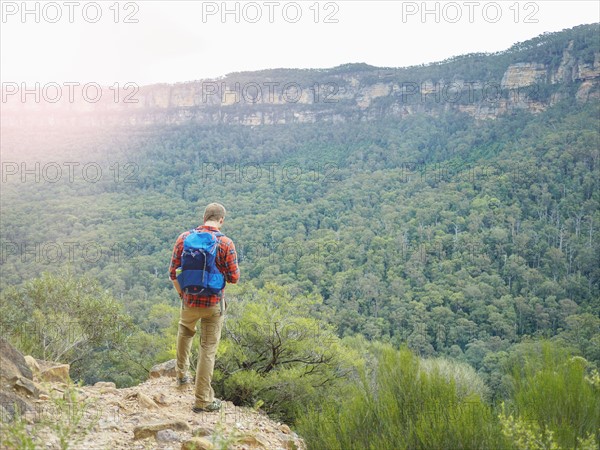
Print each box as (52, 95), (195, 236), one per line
(176, 299), (226, 408)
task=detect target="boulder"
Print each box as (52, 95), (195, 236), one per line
(149, 359), (178, 378)
(39, 364), (71, 384)
(24, 355), (40, 374)
(0, 338), (37, 422)
(133, 420), (190, 439)
(0, 337), (33, 385)
(153, 392), (168, 405)
(156, 429), (180, 442)
(14, 376), (38, 397)
(0, 390), (34, 422)
(240, 433), (270, 448)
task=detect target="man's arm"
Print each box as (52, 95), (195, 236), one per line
(169, 234), (185, 297)
(218, 239), (240, 284)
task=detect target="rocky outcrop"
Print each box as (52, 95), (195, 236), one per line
(70, 377), (306, 449)
(0, 337), (33, 384)
(150, 359), (178, 378)
(501, 63), (547, 89)
(37, 362), (71, 384)
(1, 340), (306, 450)
(0, 390), (34, 422)
(356, 83), (393, 108)
(576, 79), (600, 102)
(0, 337), (36, 421)
(578, 52), (600, 80)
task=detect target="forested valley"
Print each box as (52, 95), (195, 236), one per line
(1, 24), (599, 449)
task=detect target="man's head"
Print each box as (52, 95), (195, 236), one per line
(203, 202), (226, 227)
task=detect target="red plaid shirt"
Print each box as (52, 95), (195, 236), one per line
(169, 225), (240, 307)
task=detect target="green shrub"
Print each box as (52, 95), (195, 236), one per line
(420, 356), (491, 401)
(505, 342), (600, 449)
(297, 342), (506, 450)
(0, 270), (134, 384)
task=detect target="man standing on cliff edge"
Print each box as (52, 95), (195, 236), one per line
(169, 202), (240, 412)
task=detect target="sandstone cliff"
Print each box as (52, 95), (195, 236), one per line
(2, 26), (599, 128)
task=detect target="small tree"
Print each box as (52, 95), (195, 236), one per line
(0, 270), (134, 383)
(214, 282), (357, 423)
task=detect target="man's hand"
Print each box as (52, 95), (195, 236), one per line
(172, 279), (183, 298)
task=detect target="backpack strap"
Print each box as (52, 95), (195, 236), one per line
(214, 231), (225, 314)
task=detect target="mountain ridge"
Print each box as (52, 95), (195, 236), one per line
(2, 24), (599, 128)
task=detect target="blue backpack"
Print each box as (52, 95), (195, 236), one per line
(177, 230), (225, 295)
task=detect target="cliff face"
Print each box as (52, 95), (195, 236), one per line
(3, 35), (599, 128)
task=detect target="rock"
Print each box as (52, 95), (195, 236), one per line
(156, 429), (180, 442)
(356, 83), (392, 108)
(39, 364), (71, 384)
(0, 337), (33, 384)
(193, 426), (213, 437)
(33, 381), (49, 396)
(182, 437), (214, 450)
(137, 392), (159, 409)
(116, 401), (128, 411)
(94, 381), (117, 393)
(501, 63), (547, 89)
(14, 376), (39, 397)
(240, 433), (270, 448)
(0, 390), (34, 421)
(153, 392), (168, 405)
(39, 394), (50, 401)
(0, 339), (37, 422)
(149, 359), (178, 378)
(24, 355), (40, 374)
(133, 420), (190, 440)
(279, 424), (291, 434)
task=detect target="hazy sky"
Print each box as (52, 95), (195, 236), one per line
(1, 1), (599, 86)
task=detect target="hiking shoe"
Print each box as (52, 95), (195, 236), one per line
(176, 375), (192, 386)
(192, 399), (222, 413)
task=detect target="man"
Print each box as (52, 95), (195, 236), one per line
(169, 202), (240, 412)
